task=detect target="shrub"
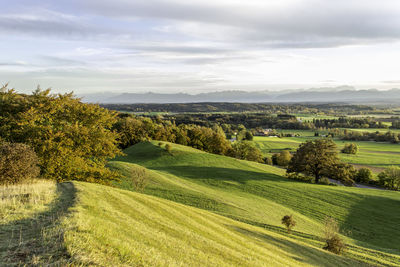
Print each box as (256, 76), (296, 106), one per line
(341, 143), (358, 154)
(285, 172), (314, 183)
(165, 144), (172, 153)
(264, 157), (273, 165)
(323, 217), (345, 254)
(0, 142), (40, 185)
(281, 215), (296, 234)
(318, 177), (331, 185)
(355, 168), (373, 183)
(158, 142), (164, 147)
(276, 150), (292, 167)
(378, 166), (400, 190)
(130, 167), (148, 192)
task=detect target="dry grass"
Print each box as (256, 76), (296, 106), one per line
(0, 180), (56, 224)
(0, 180), (76, 266)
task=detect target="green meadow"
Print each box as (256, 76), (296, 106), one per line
(2, 141), (400, 266)
(254, 131), (400, 172)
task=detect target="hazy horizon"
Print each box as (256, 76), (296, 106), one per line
(1, 0), (400, 94)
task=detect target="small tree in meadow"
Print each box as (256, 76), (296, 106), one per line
(131, 167), (148, 192)
(323, 217), (345, 254)
(341, 143), (358, 154)
(281, 215), (296, 234)
(165, 143), (172, 153)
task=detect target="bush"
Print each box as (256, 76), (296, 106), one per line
(285, 172), (314, 183)
(264, 157), (273, 165)
(158, 142), (164, 147)
(130, 167), (148, 192)
(0, 142), (40, 185)
(355, 168), (373, 183)
(341, 143), (358, 154)
(165, 144), (172, 153)
(276, 150), (292, 167)
(378, 166), (400, 190)
(281, 215), (296, 234)
(318, 177), (331, 185)
(323, 217), (345, 254)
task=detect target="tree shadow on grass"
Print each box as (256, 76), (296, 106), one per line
(0, 182), (77, 266)
(343, 194), (400, 257)
(226, 225), (356, 267)
(149, 166), (286, 184)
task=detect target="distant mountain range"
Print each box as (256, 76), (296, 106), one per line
(80, 86), (400, 104)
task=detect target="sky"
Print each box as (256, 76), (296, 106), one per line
(1, 0), (400, 94)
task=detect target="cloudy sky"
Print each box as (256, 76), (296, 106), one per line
(1, 0), (400, 94)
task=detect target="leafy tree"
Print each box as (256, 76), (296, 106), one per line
(287, 139), (339, 183)
(0, 142), (40, 185)
(355, 168), (373, 183)
(232, 141), (263, 163)
(276, 150), (292, 167)
(244, 131), (253, 141)
(0, 88), (121, 183)
(378, 166), (400, 190)
(328, 163), (356, 186)
(341, 143), (358, 154)
(281, 215), (296, 234)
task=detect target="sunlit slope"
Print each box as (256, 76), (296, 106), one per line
(110, 141), (400, 261)
(64, 182), (361, 266)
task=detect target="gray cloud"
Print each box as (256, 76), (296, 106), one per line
(73, 0), (400, 48)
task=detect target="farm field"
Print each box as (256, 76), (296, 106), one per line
(254, 131), (400, 172)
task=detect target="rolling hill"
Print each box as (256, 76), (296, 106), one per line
(109, 141), (400, 266)
(1, 141), (399, 266)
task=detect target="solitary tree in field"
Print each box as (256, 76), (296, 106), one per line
(165, 143), (172, 153)
(287, 139), (339, 183)
(341, 143), (358, 154)
(131, 167), (148, 192)
(281, 215), (296, 234)
(323, 217), (345, 254)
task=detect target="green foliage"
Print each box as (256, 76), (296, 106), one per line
(323, 217), (345, 255)
(281, 215), (296, 234)
(231, 141), (263, 163)
(341, 143), (358, 154)
(0, 88), (121, 183)
(378, 166), (400, 190)
(276, 150), (292, 166)
(264, 156), (273, 165)
(0, 142), (40, 185)
(355, 168), (373, 183)
(165, 143), (172, 153)
(285, 172), (314, 183)
(287, 139), (340, 183)
(328, 163), (356, 186)
(245, 131), (253, 141)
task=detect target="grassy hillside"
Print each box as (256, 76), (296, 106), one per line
(110, 141), (400, 266)
(1, 181), (365, 266)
